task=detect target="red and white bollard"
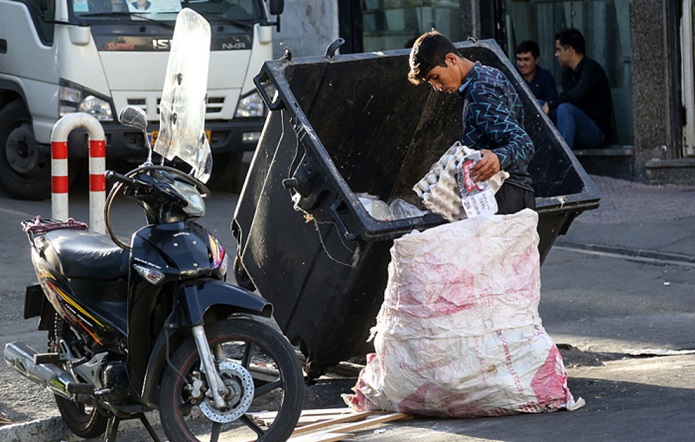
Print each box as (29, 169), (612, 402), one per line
(50, 113), (106, 233)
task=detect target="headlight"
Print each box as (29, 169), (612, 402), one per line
(134, 263), (165, 285)
(60, 86), (81, 104)
(172, 179), (206, 217)
(79, 95), (113, 121)
(59, 82), (114, 121)
(234, 91), (266, 118)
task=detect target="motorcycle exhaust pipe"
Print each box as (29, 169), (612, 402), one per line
(4, 341), (92, 400)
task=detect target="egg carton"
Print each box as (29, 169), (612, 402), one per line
(413, 141), (508, 222)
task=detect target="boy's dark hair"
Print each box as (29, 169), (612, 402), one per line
(555, 28), (586, 55)
(515, 40), (540, 58)
(408, 31), (458, 85)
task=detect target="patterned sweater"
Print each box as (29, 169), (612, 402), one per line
(458, 62), (535, 191)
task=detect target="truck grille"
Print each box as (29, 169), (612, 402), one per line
(126, 96), (226, 116)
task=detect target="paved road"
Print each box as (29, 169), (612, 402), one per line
(1, 175), (695, 441)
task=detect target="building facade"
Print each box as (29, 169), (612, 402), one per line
(274, 0), (695, 184)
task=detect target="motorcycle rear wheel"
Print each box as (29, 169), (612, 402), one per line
(159, 317), (304, 442)
(55, 396), (108, 439)
(49, 314), (109, 439)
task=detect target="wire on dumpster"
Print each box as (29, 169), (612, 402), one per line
(285, 121), (355, 268)
(241, 111), (354, 269)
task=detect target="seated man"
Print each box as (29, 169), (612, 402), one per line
(515, 40), (557, 103)
(543, 28), (612, 150)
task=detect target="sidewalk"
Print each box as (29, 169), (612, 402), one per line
(558, 174), (695, 263)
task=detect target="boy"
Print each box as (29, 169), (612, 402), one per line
(408, 31), (535, 214)
(515, 40), (557, 103)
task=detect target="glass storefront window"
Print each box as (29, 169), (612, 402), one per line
(362, 0), (463, 51)
(504, 0), (633, 145)
(356, 0), (634, 145)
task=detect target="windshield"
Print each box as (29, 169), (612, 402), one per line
(154, 8), (212, 182)
(68, 0), (264, 23)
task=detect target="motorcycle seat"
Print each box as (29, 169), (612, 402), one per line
(41, 230), (129, 280)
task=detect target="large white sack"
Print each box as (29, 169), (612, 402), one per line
(345, 209), (583, 417)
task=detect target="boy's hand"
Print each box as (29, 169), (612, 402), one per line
(471, 149), (501, 182)
(542, 102), (550, 115)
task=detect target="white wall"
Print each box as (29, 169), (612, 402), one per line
(272, 0), (339, 59)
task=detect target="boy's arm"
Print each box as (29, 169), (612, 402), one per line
(465, 78), (534, 173)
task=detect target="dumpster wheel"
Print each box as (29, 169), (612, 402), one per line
(233, 254), (256, 291)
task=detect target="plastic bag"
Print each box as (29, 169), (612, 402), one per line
(358, 194), (429, 221)
(345, 209), (584, 417)
(388, 199), (429, 220)
(357, 193), (391, 221)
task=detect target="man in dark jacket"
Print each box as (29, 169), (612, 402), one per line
(408, 31), (535, 214)
(543, 28), (612, 149)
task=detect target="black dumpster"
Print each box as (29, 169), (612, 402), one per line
(231, 39), (600, 376)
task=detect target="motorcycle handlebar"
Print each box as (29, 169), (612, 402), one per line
(105, 170), (153, 193)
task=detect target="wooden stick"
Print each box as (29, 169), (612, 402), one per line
(323, 412), (410, 433)
(290, 432), (352, 442)
(291, 411), (379, 435)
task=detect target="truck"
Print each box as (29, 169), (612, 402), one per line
(0, 0), (284, 199)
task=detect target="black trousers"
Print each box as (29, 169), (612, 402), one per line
(495, 183), (536, 215)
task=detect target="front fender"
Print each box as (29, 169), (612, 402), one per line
(138, 279), (273, 406)
(179, 278), (273, 325)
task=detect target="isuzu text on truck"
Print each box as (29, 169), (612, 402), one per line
(0, 0), (283, 199)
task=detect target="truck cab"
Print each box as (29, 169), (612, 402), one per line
(0, 0), (283, 199)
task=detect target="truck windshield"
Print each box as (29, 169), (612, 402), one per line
(69, 0), (264, 24)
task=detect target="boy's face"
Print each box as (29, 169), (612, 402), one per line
(516, 51), (539, 77)
(425, 53), (463, 94)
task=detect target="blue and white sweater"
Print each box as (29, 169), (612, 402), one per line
(458, 62), (534, 191)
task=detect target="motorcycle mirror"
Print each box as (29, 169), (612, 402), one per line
(119, 105), (154, 164)
(119, 106), (148, 132)
(268, 0), (284, 15)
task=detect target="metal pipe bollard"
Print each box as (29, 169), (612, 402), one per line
(50, 113), (106, 233)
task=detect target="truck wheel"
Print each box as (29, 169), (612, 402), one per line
(0, 100), (52, 200)
(207, 152), (247, 194)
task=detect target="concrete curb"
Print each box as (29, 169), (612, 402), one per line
(0, 412), (158, 442)
(554, 241), (695, 266)
(0, 416), (73, 442)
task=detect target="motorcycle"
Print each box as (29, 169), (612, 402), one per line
(4, 9), (304, 442)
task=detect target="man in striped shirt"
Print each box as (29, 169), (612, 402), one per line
(408, 31), (535, 214)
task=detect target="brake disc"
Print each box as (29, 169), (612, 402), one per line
(199, 361), (255, 423)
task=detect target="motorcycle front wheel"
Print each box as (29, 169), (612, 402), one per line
(159, 317), (304, 442)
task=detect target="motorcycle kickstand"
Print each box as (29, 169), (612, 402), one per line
(104, 416), (120, 442)
(137, 413), (161, 442)
(103, 414), (161, 442)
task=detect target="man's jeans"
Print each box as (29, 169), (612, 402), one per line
(550, 103), (605, 149)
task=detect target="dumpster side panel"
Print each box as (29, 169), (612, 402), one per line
(235, 110), (390, 365)
(292, 238), (392, 367)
